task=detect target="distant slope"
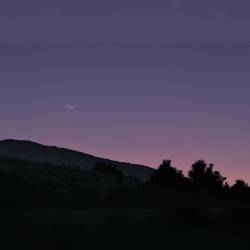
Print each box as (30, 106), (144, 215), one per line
(0, 139), (154, 180)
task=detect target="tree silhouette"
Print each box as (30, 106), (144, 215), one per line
(231, 179), (249, 195)
(152, 160), (185, 188)
(188, 160), (226, 192)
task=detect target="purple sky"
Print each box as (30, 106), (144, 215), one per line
(1, 0), (250, 183)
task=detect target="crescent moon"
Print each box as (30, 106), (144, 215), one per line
(65, 104), (76, 109)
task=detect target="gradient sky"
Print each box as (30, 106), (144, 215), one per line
(1, 0), (250, 183)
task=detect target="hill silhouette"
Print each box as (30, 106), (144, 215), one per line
(0, 139), (154, 180)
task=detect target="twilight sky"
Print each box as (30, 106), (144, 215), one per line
(1, 0), (250, 183)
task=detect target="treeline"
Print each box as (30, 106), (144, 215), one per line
(98, 160), (250, 208)
(144, 160), (250, 207)
(0, 156), (250, 208)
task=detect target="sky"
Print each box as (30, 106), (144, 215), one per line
(1, 0), (250, 183)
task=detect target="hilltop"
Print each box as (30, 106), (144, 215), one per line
(0, 139), (154, 180)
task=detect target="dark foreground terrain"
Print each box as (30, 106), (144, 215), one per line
(1, 208), (250, 250)
(1, 141), (250, 249)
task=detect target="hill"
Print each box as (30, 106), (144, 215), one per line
(0, 139), (154, 180)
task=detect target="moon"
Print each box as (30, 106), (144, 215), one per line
(65, 104), (76, 110)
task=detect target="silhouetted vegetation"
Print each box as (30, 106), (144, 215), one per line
(93, 162), (124, 183)
(151, 160), (186, 189)
(188, 160), (227, 193)
(0, 156), (250, 209)
(1, 156), (250, 249)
